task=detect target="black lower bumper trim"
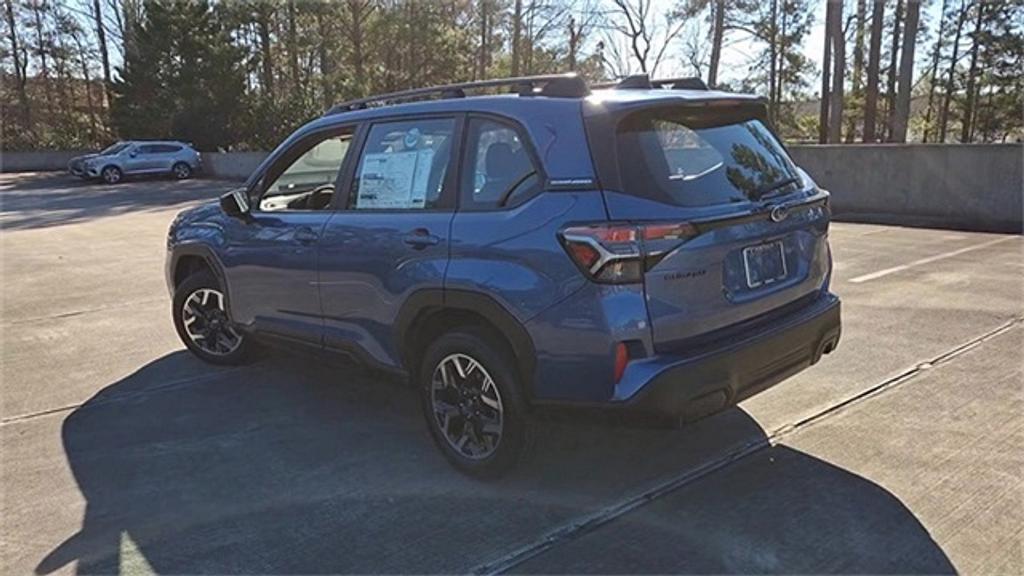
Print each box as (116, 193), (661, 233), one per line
(625, 293), (841, 424)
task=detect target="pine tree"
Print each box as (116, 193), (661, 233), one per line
(111, 0), (244, 150)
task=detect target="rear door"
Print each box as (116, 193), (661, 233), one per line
(317, 116), (460, 367)
(589, 104), (831, 351)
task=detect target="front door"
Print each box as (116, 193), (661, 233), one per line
(221, 126), (357, 344)
(318, 116), (460, 367)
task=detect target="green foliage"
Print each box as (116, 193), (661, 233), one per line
(111, 0), (245, 150)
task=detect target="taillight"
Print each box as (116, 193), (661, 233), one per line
(560, 222), (698, 283)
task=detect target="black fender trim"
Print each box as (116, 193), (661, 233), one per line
(394, 288), (537, 398)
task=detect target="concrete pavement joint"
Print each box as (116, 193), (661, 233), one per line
(0, 367), (244, 425)
(472, 316), (1023, 575)
(2, 298), (166, 326)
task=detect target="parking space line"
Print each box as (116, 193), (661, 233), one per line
(848, 236), (1018, 284)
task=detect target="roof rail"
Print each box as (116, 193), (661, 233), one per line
(325, 73), (588, 115)
(592, 74), (709, 91)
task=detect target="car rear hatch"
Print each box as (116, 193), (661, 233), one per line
(582, 92), (832, 352)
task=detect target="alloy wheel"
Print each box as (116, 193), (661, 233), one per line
(102, 167), (121, 184)
(173, 163), (191, 179)
(181, 288), (243, 356)
(430, 353), (504, 459)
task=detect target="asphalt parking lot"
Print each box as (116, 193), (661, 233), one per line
(2, 172), (1021, 574)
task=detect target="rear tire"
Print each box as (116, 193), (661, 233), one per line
(172, 162), (192, 180)
(101, 165), (122, 185)
(172, 270), (252, 365)
(419, 328), (530, 478)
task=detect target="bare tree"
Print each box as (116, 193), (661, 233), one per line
(960, 1), (985, 142)
(91, 0), (111, 104)
(890, 0), (920, 142)
(938, 0), (968, 142)
(922, 0), (948, 142)
(601, 0), (688, 76)
(827, 0), (844, 142)
(3, 0), (32, 130)
(819, 0), (836, 142)
(862, 0), (884, 141)
(707, 0), (725, 86)
(884, 0), (903, 140)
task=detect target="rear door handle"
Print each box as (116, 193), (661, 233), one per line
(294, 226), (319, 244)
(403, 228), (440, 249)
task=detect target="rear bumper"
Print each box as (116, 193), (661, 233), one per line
(617, 292), (841, 422)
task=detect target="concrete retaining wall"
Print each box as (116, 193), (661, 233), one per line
(201, 152), (268, 182)
(788, 144), (1023, 233)
(4, 144), (1020, 232)
(0, 151), (88, 172)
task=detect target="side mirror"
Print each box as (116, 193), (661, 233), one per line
(220, 188), (250, 218)
(129, 150), (138, 158)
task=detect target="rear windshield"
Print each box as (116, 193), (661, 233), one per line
(615, 110), (800, 207)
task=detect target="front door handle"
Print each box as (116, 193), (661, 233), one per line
(403, 228), (440, 249)
(294, 226), (319, 244)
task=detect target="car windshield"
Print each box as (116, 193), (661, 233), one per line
(616, 110), (801, 207)
(99, 142), (129, 156)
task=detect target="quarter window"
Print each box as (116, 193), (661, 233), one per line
(461, 118), (539, 209)
(350, 118), (455, 210)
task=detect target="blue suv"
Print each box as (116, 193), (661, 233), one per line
(166, 74), (841, 476)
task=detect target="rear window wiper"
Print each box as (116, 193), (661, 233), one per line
(751, 176), (800, 201)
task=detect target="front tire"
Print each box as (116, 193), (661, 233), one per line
(172, 270), (252, 365)
(172, 162), (192, 180)
(101, 165), (122, 185)
(420, 328), (530, 478)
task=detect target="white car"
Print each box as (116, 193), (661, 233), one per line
(69, 141), (202, 184)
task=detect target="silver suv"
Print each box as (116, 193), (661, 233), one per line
(69, 141), (202, 184)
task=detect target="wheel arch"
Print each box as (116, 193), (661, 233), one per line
(397, 289), (537, 399)
(169, 244), (230, 303)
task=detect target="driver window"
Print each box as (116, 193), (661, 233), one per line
(259, 131), (354, 211)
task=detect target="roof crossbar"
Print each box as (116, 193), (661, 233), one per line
(592, 74), (709, 91)
(325, 73), (588, 115)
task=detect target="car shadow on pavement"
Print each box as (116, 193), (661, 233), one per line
(35, 351), (954, 575)
(0, 174), (233, 230)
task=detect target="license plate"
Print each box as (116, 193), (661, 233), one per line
(743, 241), (788, 288)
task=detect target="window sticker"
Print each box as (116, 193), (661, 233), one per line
(357, 148), (435, 209)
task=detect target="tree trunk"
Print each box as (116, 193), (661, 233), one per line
(91, 0), (111, 106)
(863, 0), (884, 142)
(922, 0), (948, 142)
(820, 0), (834, 143)
(3, 0), (31, 129)
(287, 0), (300, 95)
(257, 10), (274, 97)
(30, 0), (54, 115)
(891, 0), (920, 142)
(768, 0), (778, 123)
(828, 0), (845, 143)
(567, 16), (579, 71)
(960, 2), (984, 143)
(708, 0), (725, 87)
(938, 0), (967, 142)
(511, 0), (522, 76)
(884, 0), (903, 140)
(846, 0), (866, 142)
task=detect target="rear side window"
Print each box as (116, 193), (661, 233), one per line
(461, 118), (540, 209)
(154, 144), (182, 153)
(616, 111), (800, 206)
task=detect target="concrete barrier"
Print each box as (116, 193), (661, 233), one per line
(4, 144), (1020, 232)
(201, 152), (268, 182)
(789, 144), (1023, 233)
(0, 151), (88, 173)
